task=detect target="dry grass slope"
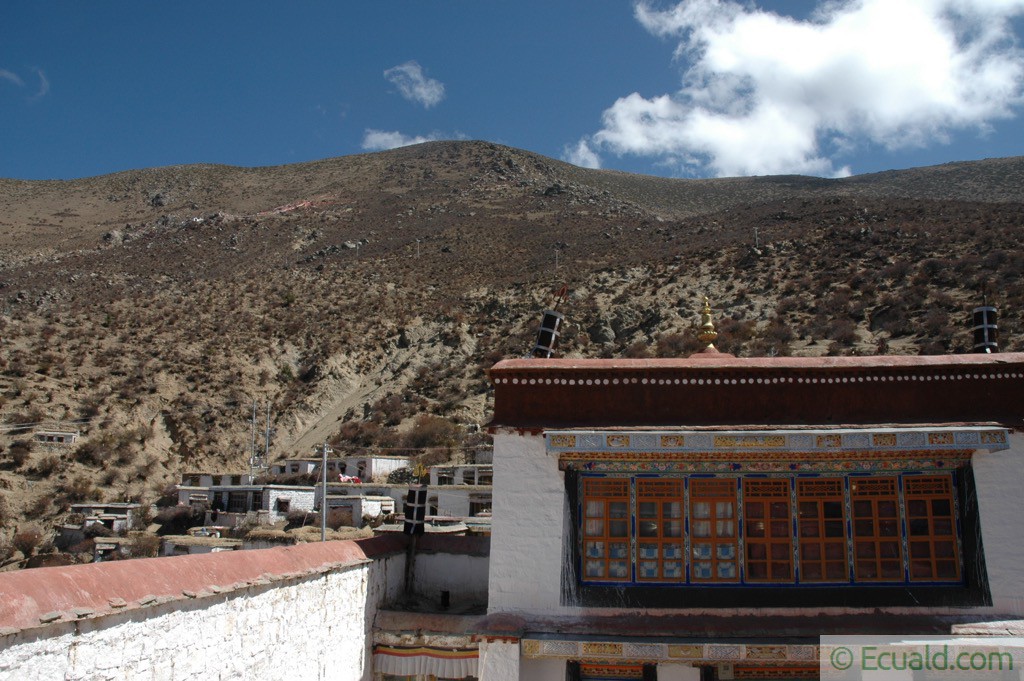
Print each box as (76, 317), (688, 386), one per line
(0, 140), (1022, 540)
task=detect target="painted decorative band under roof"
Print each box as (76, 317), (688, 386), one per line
(546, 427), (1010, 454)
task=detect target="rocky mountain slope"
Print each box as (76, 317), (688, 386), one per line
(1, 141), (1022, 536)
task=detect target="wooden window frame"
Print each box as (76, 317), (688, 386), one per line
(796, 478), (849, 583)
(743, 478), (793, 582)
(636, 479), (685, 582)
(576, 472), (961, 588)
(904, 475), (961, 582)
(689, 478), (740, 583)
(582, 478), (631, 582)
(850, 477), (904, 582)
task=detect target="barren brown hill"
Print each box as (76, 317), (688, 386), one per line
(1, 140), (1022, 539)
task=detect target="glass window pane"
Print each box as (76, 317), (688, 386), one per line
(638, 520), (658, 537)
(823, 501), (843, 518)
(824, 543), (845, 560)
(907, 499), (928, 516)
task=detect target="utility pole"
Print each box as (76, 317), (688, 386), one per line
(318, 442), (334, 541)
(263, 403), (272, 463)
(249, 401), (257, 471)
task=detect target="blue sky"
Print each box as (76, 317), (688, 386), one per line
(2, 1), (1024, 180)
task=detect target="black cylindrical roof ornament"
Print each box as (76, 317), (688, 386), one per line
(532, 310), (564, 358)
(972, 305), (998, 353)
(403, 486), (427, 535)
(531, 285), (568, 359)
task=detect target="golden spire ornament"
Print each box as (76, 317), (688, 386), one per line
(697, 296), (718, 349)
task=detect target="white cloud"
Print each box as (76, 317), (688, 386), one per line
(360, 129), (470, 151)
(384, 61), (445, 109)
(588, 0), (1024, 177)
(0, 69), (24, 87)
(563, 138), (602, 169)
(32, 69), (49, 99)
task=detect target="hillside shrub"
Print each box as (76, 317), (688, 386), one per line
(12, 527), (44, 558)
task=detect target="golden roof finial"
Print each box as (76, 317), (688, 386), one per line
(697, 296), (718, 349)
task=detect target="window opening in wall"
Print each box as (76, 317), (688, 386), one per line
(905, 475), (960, 581)
(583, 478), (630, 581)
(743, 478), (792, 582)
(796, 478), (848, 582)
(637, 479), (684, 581)
(227, 492), (248, 513)
(690, 478), (738, 582)
(578, 472), (962, 587)
(851, 477), (903, 581)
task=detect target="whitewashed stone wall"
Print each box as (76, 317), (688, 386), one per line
(413, 552), (489, 609)
(0, 553), (404, 681)
(488, 431), (565, 614)
(972, 431), (1024, 615)
(265, 487), (315, 518)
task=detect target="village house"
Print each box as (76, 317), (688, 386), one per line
(32, 429), (79, 446)
(176, 482), (316, 525)
(268, 454), (410, 482)
(55, 502), (144, 551)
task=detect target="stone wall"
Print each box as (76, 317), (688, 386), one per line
(0, 538), (407, 681)
(972, 432), (1024, 615)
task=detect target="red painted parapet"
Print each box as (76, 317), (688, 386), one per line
(488, 353), (1024, 429)
(0, 535), (407, 632)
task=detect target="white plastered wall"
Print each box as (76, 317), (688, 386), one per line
(0, 554), (406, 681)
(488, 431), (565, 614)
(971, 431), (1024, 615)
(478, 640), (520, 681)
(519, 657), (565, 680)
